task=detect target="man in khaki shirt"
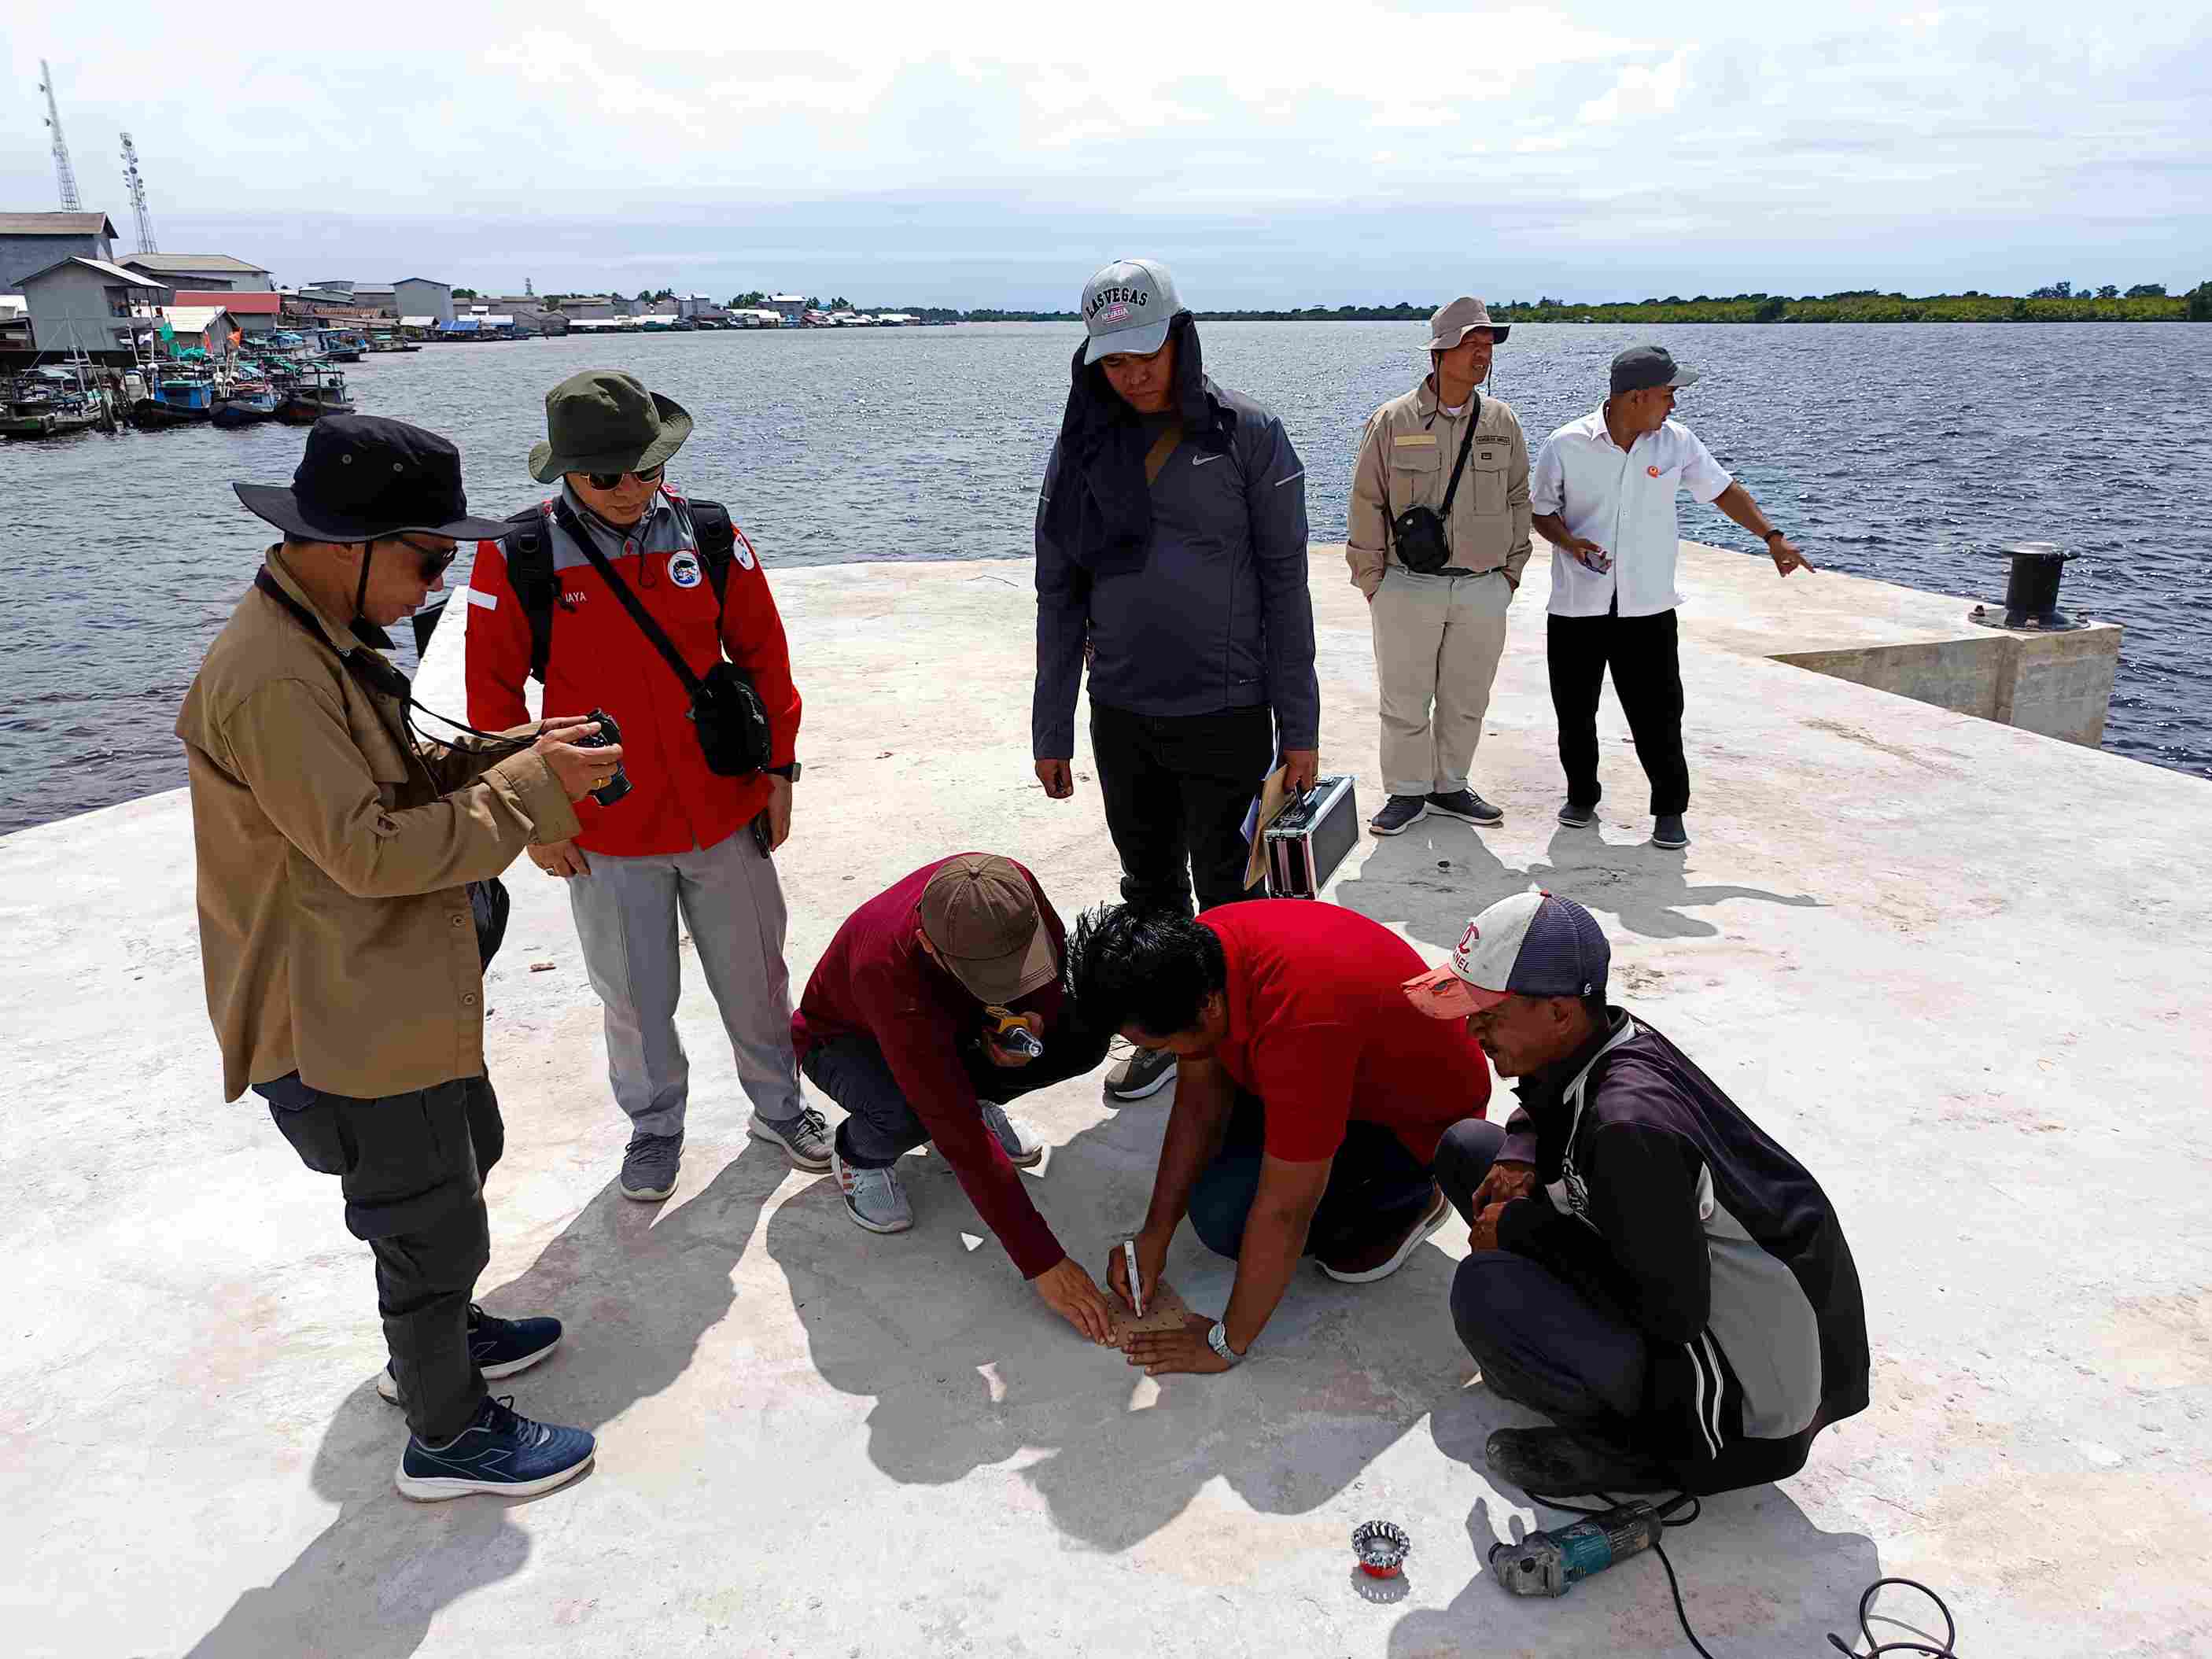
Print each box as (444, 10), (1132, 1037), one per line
(177, 415), (616, 1502)
(1346, 297), (1532, 835)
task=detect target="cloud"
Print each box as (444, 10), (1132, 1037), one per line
(1578, 47), (1692, 124)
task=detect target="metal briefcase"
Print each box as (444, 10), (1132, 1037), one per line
(1263, 775), (1359, 899)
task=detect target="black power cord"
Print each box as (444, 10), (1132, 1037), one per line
(1524, 1493), (1959, 1658)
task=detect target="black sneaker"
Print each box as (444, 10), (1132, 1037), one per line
(1426, 789), (1504, 826)
(1651, 813), (1690, 850)
(396, 1395), (595, 1502)
(1484, 1425), (1674, 1496)
(1557, 800), (1598, 829)
(1369, 794), (1429, 835)
(621, 1130), (683, 1201)
(377, 1303), (561, 1403)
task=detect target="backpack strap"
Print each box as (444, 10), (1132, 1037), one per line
(685, 498), (738, 608)
(496, 503), (558, 684)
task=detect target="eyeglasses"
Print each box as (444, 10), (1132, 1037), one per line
(389, 535), (459, 581)
(584, 464), (665, 491)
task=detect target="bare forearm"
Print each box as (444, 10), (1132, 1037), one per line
(1142, 1060), (1233, 1238)
(1222, 1204), (1310, 1354)
(1712, 483), (1775, 540)
(1532, 511), (1572, 546)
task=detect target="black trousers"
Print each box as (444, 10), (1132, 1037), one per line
(258, 1072), (501, 1444)
(1433, 1119), (1650, 1440)
(809, 1008), (1115, 1171)
(1186, 1092), (1437, 1261)
(1546, 606), (1690, 817)
(1089, 701), (1275, 916)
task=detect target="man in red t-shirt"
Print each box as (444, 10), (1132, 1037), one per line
(1066, 899), (1495, 1375)
(792, 854), (1119, 1342)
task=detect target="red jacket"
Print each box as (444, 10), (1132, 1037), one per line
(466, 485), (801, 857)
(793, 857), (1069, 1279)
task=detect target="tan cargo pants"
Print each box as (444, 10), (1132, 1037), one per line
(1370, 564), (1513, 798)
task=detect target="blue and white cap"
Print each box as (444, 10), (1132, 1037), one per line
(1403, 890), (1610, 1019)
(1081, 256), (1182, 363)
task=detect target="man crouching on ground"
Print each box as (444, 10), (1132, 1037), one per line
(791, 853), (1118, 1340)
(1404, 890), (1870, 1495)
(177, 416), (616, 1501)
(1065, 899), (1495, 1375)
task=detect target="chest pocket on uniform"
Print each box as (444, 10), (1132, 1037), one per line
(1468, 444), (1510, 518)
(345, 687), (415, 809)
(1388, 439), (1443, 507)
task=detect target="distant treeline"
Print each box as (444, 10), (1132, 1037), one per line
(887, 282), (2212, 325)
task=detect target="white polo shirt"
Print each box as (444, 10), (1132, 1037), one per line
(1530, 407), (1733, 618)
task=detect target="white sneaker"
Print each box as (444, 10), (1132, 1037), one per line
(980, 1102), (1045, 1168)
(831, 1147), (913, 1233)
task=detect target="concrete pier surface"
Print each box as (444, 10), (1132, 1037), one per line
(5, 542), (2206, 1658)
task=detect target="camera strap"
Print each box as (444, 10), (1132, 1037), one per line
(1384, 393), (1481, 554)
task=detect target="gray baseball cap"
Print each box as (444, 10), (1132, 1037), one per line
(1425, 296), (1510, 348)
(1081, 257), (1182, 363)
(1610, 344), (1700, 395)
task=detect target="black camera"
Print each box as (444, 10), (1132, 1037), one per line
(577, 707), (631, 807)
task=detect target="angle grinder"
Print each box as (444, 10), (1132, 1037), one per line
(1489, 1500), (1665, 1598)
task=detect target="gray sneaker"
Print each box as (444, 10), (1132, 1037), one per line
(831, 1147), (913, 1233)
(1427, 789), (1504, 826)
(1369, 794), (1429, 835)
(620, 1131), (684, 1202)
(1651, 813), (1690, 850)
(981, 1101), (1045, 1168)
(748, 1104), (832, 1172)
(1103, 1041), (1176, 1101)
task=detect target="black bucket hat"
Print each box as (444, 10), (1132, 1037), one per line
(234, 415), (512, 541)
(528, 369), (692, 484)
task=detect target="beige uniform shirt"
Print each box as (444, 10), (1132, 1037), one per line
(1346, 379), (1532, 595)
(175, 547), (580, 1101)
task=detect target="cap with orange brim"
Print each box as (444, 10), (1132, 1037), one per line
(1401, 890), (1611, 1020)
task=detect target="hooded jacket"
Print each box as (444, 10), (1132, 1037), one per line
(1032, 314), (1320, 758)
(1496, 1010), (1871, 1494)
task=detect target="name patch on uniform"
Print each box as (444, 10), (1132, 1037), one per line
(1393, 434), (1439, 447)
(668, 551), (703, 588)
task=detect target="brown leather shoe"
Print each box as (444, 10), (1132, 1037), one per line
(1318, 1184), (1451, 1283)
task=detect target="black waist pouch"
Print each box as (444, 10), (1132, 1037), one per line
(1386, 399), (1480, 577)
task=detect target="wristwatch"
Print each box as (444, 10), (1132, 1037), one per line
(1207, 1321), (1243, 1367)
(766, 761), (801, 782)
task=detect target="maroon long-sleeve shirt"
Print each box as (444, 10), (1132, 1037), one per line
(791, 857), (1067, 1278)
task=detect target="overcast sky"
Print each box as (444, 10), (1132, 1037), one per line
(9, 3), (2207, 306)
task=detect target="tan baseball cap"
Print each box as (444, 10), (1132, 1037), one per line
(1425, 295), (1510, 348)
(918, 854), (1059, 1004)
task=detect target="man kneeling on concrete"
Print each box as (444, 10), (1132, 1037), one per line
(1404, 891), (1869, 1495)
(178, 416), (613, 1500)
(791, 854), (1119, 1340)
(1065, 900), (1495, 1374)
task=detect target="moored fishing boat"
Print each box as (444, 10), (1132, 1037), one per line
(0, 374), (103, 439)
(129, 363), (217, 427)
(211, 380), (280, 428)
(275, 363), (355, 423)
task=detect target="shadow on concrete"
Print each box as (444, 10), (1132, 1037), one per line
(1389, 1383), (1881, 1656)
(182, 1141), (791, 1659)
(1336, 824), (1823, 949)
(765, 1108), (1475, 1554)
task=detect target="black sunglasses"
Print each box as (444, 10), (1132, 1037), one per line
(585, 463), (665, 491)
(389, 534), (459, 581)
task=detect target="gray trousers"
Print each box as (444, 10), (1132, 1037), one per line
(567, 826), (802, 1140)
(1435, 1118), (1650, 1436)
(1370, 565), (1512, 798)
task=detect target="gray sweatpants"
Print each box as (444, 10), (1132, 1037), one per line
(567, 826), (803, 1140)
(1370, 564), (1512, 798)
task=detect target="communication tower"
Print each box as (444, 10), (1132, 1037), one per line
(120, 132), (158, 253)
(39, 60), (83, 212)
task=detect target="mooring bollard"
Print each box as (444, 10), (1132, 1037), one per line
(1970, 541), (2085, 632)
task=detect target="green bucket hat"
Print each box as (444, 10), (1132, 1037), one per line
(528, 369), (693, 484)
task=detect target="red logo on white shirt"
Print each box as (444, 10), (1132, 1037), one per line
(1647, 465), (1661, 477)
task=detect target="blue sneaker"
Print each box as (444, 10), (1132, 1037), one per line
(377, 1303), (560, 1403)
(396, 1395), (595, 1502)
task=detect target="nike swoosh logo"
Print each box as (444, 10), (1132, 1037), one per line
(1191, 454), (1223, 466)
